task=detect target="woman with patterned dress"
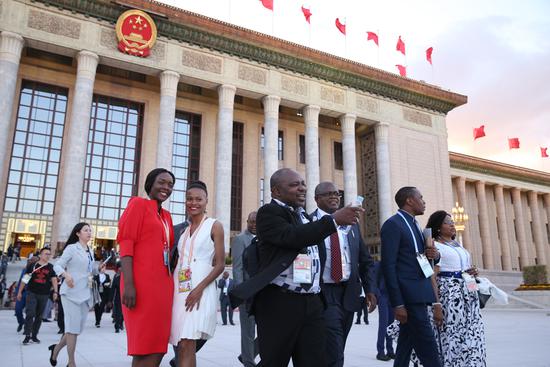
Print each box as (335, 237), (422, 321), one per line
(170, 181), (225, 367)
(426, 210), (487, 367)
(117, 168), (176, 367)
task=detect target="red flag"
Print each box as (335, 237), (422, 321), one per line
(396, 36), (406, 55)
(335, 18), (346, 35)
(508, 138), (520, 149)
(541, 147), (549, 158)
(367, 31), (379, 46)
(473, 125), (486, 140)
(396, 64), (407, 77)
(426, 47), (433, 65)
(301, 6), (312, 23)
(260, 0), (273, 11)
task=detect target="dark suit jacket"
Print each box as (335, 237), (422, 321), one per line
(218, 278), (235, 301)
(230, 201), (337, 310)
(311, 209), (374, 312)
(380, 210), (435, 307)
(170, 221), (190, 273)
(93, 273), (111, 300)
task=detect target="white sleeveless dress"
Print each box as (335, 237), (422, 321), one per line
(170, 217), (218, 344)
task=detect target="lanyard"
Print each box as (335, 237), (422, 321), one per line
(443, 240), (470, 270)
(397, 211), (422, 254)
(158, 211), (170, 247)
(31, 262), (47, 274)
(179, 216), (207, 268)
(85, 246), (93, 273)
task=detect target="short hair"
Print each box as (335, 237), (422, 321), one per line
(314, 182), (336, 196)
(426, 210), (455, 240)
(144, 168), (176, 195)
(270, 168), (296, 189)
(39, 247), (51, 255)
(395, 186), (417, 208)
(187, 180), (208, 196)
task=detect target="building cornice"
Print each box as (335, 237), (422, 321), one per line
(450, 152), (550, 187)
(35, 0), (467, 113)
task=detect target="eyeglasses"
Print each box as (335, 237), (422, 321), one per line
(443, 220), (455, 225)
(317, 192), (342, 198)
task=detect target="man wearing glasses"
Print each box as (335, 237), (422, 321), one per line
(17, 247), (58, 344)
(311, 182), (376, 367)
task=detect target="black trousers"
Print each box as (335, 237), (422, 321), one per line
(94, 293), (108, 325)
(220, 296), (234, 324)
(56, 296), (64, 333)
(323, 284), (354, 367)
(255, 285), (327, 367)
(24, 291), (48, 337)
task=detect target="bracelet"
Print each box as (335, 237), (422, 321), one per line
(433, 302), (442, 306)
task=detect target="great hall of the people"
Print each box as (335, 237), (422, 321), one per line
(1, 0), (549, 276)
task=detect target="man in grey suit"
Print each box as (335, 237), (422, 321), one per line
(232, 211), (258, 367)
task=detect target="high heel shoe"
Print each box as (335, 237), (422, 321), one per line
(48, 344), (57, 366)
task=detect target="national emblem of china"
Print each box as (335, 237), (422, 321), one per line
(115, 9), (157, 57)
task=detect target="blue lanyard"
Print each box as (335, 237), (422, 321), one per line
(397, 211), (421, 254)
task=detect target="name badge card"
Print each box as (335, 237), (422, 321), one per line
(178, 268), (192, 293)
(87, 275), (94, 289)
(461, 272), (478, 292)
(417, 254), (434, 278)
(293, 254), (312, 284)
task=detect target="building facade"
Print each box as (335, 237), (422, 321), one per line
(0, 0), (467, 257)
(450, 153), (550, 272)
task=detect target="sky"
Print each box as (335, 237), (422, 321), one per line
(157, 0), (550, 171)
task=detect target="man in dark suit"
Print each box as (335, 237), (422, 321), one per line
(310, 181), (376, 367)
(373, 261), (394, 361)
(380, 186), (441, 367)
(230, 168), (361, 367)
(218, 271), (235, 325)
(232, 211), (260, 367)
(93, 267), (111, 327)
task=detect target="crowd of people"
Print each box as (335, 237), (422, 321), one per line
(7, 167), (488, 367)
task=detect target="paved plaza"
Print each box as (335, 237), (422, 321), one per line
(0, 305), (549, 366)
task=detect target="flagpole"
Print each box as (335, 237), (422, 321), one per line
(228, 0), (232, 23)
(377, 29), (380, 67)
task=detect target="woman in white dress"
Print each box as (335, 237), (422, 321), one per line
(426, 210), (486, 367)
(170, 181), (225, 367)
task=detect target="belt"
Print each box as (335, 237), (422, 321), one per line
(266, 284), (319, 296)
(437, 271), (463, 279)
(323, 281), (348, 287)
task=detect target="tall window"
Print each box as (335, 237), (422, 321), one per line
(334, 141), (343, 170)
(298, 134), (320, 165)
(259, 178), (265, 207)
(260, 128), (284, 160)
(4, 81), (68, 215)
(231, 122), (244, 231)
(170, 111), (202, 224)
(81, 95), (143, 221)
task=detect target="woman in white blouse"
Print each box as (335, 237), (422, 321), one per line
(49, 223), (104, 367)
(426, 210), (486, 367)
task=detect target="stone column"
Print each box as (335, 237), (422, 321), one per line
(304, 105), (320, 212)
(474, 181), (494, 269)
(512, 188), (529, 267)
(494, 185), (512, 270)
(528, 191), (547, 266)
(455, 177), (473, 253)
(0, 32), (24, 197)
(340, 114), (358, 204)
(544, 194), (550, 266)
(215, 85), (236, 252)
(155, 70), (180, 170)
(262, 95), (280, 205)
(51, 51), (99, 247)
(375, 122), (392, 223)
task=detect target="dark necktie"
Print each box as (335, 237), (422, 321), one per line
(330, 232), (343, 283)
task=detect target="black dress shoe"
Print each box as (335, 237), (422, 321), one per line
(387, 352), (396, 359)
(17, 324), (23, 332)
(32, 336), (41, 343)
(230, 322), (235, 325)
(355, 320), (360, 324)
(57, 329), (64, 334)
(376, 353), (391, 361)
(22, 336), (31, 345)
(48, 344), (57, 366)
(115, 329), (120, 333)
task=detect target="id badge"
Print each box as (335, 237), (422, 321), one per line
(461, 272), (478, 292)
(87, 275), (94, 289)
(163, 247), (169, 266)
(21, 273), (31, 284)
(178, 268), (192, 293)
(417, 254), (434, 278)
(293, 254), (312, 284)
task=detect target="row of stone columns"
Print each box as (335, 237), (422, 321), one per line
(0, 31), (394, 252)
(455, 176), (549, 270)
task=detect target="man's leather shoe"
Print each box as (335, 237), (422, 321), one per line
(387, 352), (396, 359)
(376, 353), (391, 361)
